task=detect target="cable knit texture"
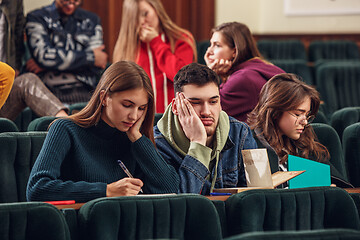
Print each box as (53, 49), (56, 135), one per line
(27, 118), (179, 202)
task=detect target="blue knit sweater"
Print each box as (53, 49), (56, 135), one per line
(27, 119), (179, 202)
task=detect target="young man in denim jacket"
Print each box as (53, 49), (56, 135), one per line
(25, 0), (108, 104)
(154, 63), (257, 195)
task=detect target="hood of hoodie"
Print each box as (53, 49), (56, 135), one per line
(157, 104), (230, 191)
(231, 57), (285, 80)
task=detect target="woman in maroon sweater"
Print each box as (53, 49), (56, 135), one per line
(205, 22), (284, 122)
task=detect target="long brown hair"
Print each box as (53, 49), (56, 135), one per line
(248, 73), (329, 163)
(112, 0), (197, 62)
(68, 61), (155, 143)
(212, 22), (262, 75)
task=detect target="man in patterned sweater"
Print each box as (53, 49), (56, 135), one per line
(25, 0), (108, 104)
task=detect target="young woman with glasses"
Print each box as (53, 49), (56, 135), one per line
(27, 61), (179, 203)
(248, 73), (351, 187)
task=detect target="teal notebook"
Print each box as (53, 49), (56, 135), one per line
(288, 155), (331, 189)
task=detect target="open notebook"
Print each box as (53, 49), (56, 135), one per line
(213, 149), (304, 194)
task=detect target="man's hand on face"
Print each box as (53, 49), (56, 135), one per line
(174, 92), (207, 146)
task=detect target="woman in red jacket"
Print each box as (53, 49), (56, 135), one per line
(113, 0), (196, 113)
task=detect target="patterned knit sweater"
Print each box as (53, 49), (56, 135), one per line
(27, 118), (179, 202)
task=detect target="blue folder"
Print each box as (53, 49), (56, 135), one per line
(288, 155), (331, 189)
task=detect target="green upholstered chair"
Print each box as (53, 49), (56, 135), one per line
(27, 116), (57, 131)
(61, 208), (80, 240)
(196, 40), (210, 65)
(0, 118), (19, 133)
(311, 123), (348, 182)
(0, 202), (71, 240)
(257, 39), (307, 61)
(343, 123), (360, 187)
(350, 193), (360, 220)
(211, 200), (228, 237)
(13, 107), (39, 132)
(330, 107), (360, 142)
(272, 59), (314, 85)
(78, 194), (223, 240)
(313, 110), (328, 124)
(309, 40), (360, 63)
(69, 102), (87, 115)
(0, 132), (47, 203)
(316, 61), (360, 117)
(225, 187), (360, 236)
(154, 113), (163, 126)
(224, 229), (360, 240)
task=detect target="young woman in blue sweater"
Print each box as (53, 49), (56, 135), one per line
(27, 61), (179, 202)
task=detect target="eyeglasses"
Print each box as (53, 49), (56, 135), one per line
(287, 112), (315, 127)
(60, 0), (82, 6)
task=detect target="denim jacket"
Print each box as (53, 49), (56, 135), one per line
(25, 2), (103, 88)
(154, 116), (257, 195)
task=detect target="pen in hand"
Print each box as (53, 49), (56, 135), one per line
(117, 159), (143, 194)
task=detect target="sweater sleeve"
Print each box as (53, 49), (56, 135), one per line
(149, 35), (194, 81)
(0, 62), (15, 108)
(131, 135), (180, 193)
(26, 120), (107, 202)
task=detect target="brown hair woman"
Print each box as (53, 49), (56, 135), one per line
(27, 61), (179, 203)
(248, 73), (351, 187)
(205, 22), (284, 122)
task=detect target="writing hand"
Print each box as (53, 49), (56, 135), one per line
(106, 177), (144, 197)
(139, 25), (159, 43)
(126, 106), (147, 142)
(175, 92), (207, 146)
(26, 58), (44, 74)
(93, 45), (108, 69)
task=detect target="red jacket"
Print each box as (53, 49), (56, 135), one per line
(137, 34), (194, 113)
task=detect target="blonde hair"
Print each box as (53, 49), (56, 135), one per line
(112, 0), (197, 62)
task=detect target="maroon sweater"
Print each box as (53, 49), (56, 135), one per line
(220, 58), (284, 122)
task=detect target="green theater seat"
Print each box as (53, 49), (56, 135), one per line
(0, 202), (71, 240)
(330, 107), (360, 142)
(272, 59), (313, 85)
(224, 229), (360, 240)
(69, 102), (87, 115)
(78, 194), (223, 240)
(343, 122), (360, 187)
(13, 107), (39, 132)
(27, 116), (57, 131)
(0, 132), (47, 203)
(257, 39), (306, 61)
(309, 40), (360, 63)
(311, 123), (349, 182)
(316, 61), (360, 117)
(0, 118), (19, 133)
(196, 40), (210, 65)
(225, 187), (360, 235)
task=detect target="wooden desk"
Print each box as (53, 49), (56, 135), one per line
(55, 195), (230, 210)
(344, 188), (360, 194)
(54, 188), (360, 210)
